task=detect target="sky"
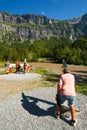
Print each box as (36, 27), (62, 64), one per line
(0, 0), (87, 20)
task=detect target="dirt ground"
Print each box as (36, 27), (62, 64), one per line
(31, 62), (87, 75)
(0, 63), (87, 100)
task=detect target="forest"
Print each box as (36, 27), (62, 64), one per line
(0, 37), (87, 65)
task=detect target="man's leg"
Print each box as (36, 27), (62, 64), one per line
(56, 104), (61, 115)
(70, 106), (76, 121)
(70, 106), (77, 126)
(55, 104), (61, 119)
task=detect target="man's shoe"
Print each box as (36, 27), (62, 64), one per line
(55, 112), (60, 119)
(72, 120), (77, 127)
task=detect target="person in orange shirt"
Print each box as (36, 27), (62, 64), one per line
(55, 68), (77, 127)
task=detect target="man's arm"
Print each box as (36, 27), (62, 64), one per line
(55, 83), (62, 101)
(57, 83), (62, 94)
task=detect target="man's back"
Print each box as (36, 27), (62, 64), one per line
(59, 73), (75, 96)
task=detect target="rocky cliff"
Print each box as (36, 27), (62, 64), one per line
(0, 11), (86, 42)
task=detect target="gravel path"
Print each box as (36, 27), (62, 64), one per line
(0, 87), (87, 130)
(0, 73), (42, 81)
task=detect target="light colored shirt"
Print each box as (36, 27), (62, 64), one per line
(59, 73), (76, 96)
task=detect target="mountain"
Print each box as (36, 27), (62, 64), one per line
(0, 11), (87, 43)
(67, 17), (81, 24)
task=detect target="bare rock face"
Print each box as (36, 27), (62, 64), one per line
(0, 11), (86, 42)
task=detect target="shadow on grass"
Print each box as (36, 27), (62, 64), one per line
(74, 74), (87, 85)
(44, 73), (60, 82)
(71, 69), (87, 85)
(72, 70), (87, 74)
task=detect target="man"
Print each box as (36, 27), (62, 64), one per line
(62, 59), (67, 69)
(15, 60), (20, 73)
(55, 68), (77, 127)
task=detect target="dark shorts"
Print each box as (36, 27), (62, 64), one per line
(57, 95), (75, 107)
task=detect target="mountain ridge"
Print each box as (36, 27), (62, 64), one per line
(0, 11), (87, 42)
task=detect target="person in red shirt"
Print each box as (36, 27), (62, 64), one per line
(15, 60), (20, 73)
